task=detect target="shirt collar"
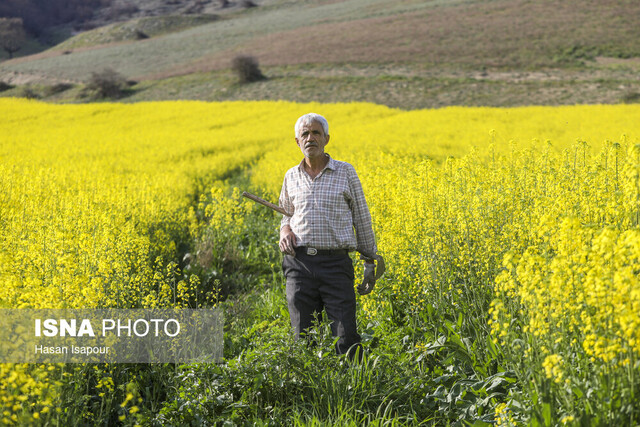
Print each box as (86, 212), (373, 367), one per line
(297, 153), (337, 173)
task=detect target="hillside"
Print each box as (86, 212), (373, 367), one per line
(1, 0), (640, 109)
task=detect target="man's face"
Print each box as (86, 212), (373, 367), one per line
(296, 120), (330, 159)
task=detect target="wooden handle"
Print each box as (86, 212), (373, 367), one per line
(242, 191), (293, 217)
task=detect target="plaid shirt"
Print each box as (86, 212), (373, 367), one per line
(279, 155), (377, 258)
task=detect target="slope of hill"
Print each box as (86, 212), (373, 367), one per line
(50, 14), (221, 50)
(1, 0), (639, 108)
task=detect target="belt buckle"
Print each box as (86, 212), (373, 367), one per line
(306, 247), (318, 256)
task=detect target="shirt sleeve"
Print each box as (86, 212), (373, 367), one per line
(347, 165), (377, 258)
(279, 173), (293, 230)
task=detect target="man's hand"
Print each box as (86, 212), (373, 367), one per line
(279, 226), (298, 255)
(358, 262), (376, 295)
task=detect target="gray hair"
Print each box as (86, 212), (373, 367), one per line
(294, 113), (329, 138)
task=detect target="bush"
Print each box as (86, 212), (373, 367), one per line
(45, 83), (73, 96)
(0, 81), (13, 92)
(20, 85), (39, 99)
(84, 68), (128, 99)
(231, 55), (266, 84)
(622, 90), (640, 104)
(134, 29), (149, 40)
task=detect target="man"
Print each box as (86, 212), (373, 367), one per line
(279, 112), (380, 357)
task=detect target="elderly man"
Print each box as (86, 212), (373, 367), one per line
(279, 112), (380, 357)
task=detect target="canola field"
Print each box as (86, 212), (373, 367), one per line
(1, 98), (640, 425)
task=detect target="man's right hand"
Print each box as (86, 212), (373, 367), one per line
(279, 226), (298, 255)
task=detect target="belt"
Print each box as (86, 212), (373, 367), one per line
(298, 246), (349, 256)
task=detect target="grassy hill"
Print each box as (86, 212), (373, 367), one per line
(51, 14), (221, 50)
(1, 0), (639, 108)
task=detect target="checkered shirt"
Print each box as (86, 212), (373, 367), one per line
(279, 155), (377, 258)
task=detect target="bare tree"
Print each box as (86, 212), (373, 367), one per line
(0, 18), (26, 59)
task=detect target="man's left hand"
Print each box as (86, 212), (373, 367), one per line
(358, 262), (376, 295)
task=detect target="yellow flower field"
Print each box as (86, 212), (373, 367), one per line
(1, 98), (639, 424)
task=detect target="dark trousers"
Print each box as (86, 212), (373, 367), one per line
(282, 251), (361, 356)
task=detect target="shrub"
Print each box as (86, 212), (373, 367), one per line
(0, 81), (13, 92)
(20, 85), (39, 99)
(134, 29), (149, 40)
(84, 68), (128, 99)
(45, 83), (73, 96)
(231, 55), (266, 84)
(622, 90), (640, 104)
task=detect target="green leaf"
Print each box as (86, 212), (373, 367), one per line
(542, 402), (552, 426)
(572, 386), (584, 399)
